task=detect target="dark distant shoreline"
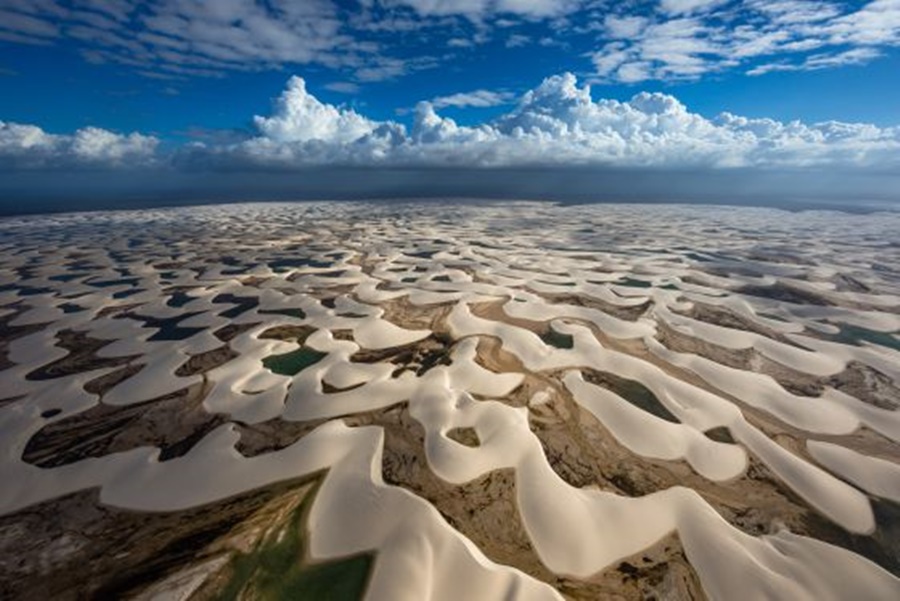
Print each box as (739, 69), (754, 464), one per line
(1, 196), (897, 221)
(2, 166), (898, 218)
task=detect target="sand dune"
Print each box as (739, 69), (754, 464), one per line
(1, 201), (898, 600)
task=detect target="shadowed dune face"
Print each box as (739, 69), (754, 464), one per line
(0, 201), (899, 601)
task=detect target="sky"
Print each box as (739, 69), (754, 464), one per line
(1, 0), (899, 212)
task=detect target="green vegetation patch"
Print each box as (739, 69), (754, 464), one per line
(263, 347), (327, 376)
(219, 484), (374, 601)
(616, 277), (653, 288)
(584, 370), (680, 423)
(541, 327), (574, 349)
(829, 324), (900, 352)
(704, 426), (735, 444)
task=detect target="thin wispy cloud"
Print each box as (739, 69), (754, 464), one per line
(379, 0), (582, 19)
(0, 0), (368, 80)
(324, 81), (363, 94)
(430, 89), (515, 109)
(0, 1), (897, 84)
(591, 0), (900, 82)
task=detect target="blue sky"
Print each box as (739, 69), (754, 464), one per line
(2, 1), (899, 133)
(0, 0), (899, 206)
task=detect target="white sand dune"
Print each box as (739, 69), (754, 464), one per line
(564, 372), (746, 481)
(808, 440), (900, 503)
(1, 202), (899, 600)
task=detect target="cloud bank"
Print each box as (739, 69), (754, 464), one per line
(192, 73), (900, 170)
(2, 73), (899, 173)
(0, 121), (158, 168)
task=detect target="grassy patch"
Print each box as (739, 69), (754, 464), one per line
(616, 277), (653, 288)
(219, 483), (374, 601)
(829, 324), (900, 352)
(263, 347), (327, 376)
(541, 327), (574, 349)
(585, 370), (680, 423)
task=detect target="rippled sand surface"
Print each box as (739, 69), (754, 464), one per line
(1, 202), (899, 600)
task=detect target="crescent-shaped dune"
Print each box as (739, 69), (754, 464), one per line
(1, 201), (898, 600)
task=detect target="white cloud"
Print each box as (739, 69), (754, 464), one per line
(746, 0), (841, 25)
(592, 0), (900, 82)
(604, 15), (648, 38)
(447, 37), (475, 47)
(324, 81), (362, 94)
(0, 121), (158, 168)
(822, 0), (900, 46)
(138, 0), (347, 67)
(505, 33), (530, 47)
(0, 8), (59, 38)
(383, 0), (583, 19)
(748, 47), (883, 75)
(70, 127), (158, 162)
(0, 0), (896, 86)
(659, 0), (728, 16)
(430, 89), (514, 108)
(0, 0), (589, 83)
(4, 73), (898, 172)
(252, 76), (381, 144)
(220, 73), (900, 169)
(0, 0), (375, 80)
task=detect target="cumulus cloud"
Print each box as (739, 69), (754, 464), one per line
(211, 78), (405, 165)
(252, 76), (380, 144)
(0, 121), (158, 168)
(213, 73), (900, 169)
(4, 73), (898, 172)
